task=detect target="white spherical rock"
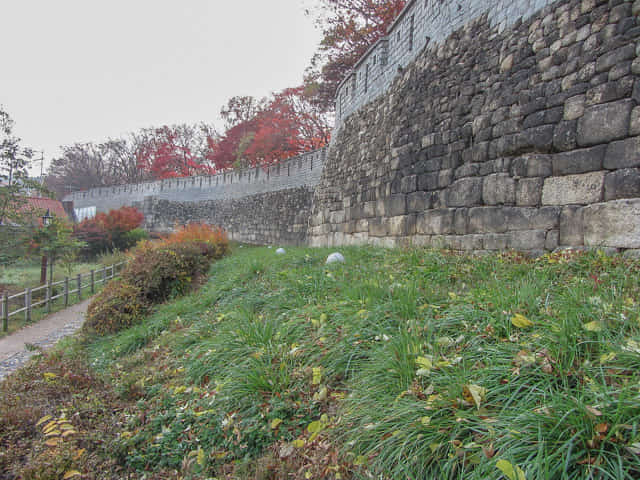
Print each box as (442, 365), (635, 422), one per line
(326, 252), (345, 264)
(276, 248), (286, 255)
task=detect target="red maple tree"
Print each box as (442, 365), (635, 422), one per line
(209, 87), (331, 170)
(136, 125), (217, 179)
(306, 0), (407, 111)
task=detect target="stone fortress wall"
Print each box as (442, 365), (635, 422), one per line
(335, 0), (557, 128)
(66, 0), (640, 253)
(65, 149), (326, 245)
(310, 0), (640, 254)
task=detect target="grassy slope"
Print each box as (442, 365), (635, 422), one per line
(3, 246), (640, 479)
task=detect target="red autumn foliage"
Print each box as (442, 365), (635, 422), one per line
(135, 125), (217, 179)
(74, 206), (145, 256)
(209, 87), (331, 170)
(306, 0), (407, 111)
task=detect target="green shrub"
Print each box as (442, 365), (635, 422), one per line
(121, 228), (149, 250)
(122, 241), (215, 304)
(85, 232), (227, 336)
(84, 280), (148, 335)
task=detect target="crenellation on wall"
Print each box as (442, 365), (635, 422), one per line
(334, 0), (560, 129)
(64, 147), (326, 214)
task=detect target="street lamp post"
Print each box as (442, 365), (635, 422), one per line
(40, 209), (52, 285)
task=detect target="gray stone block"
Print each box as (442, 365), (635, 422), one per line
(504, 207), (560, 231)
(468, 207), (507, 234)
(545, 230), (560, 250)
(577, 100), (633, 146)
(631, 107), (640, 136)
(418, 172), (439, 191)
(516, 178), (544, 206)
(522, 125), (555, 151)
(604, 136), (640, 169)
(482, 173), (516, 205)
(542, 171), (605, 205)
(553, 121), (578, 151)
(511, 154), (553, 178)
(596, 44), (636, 73)
(583, 199), (640, 248)
(508, 230), (547, 250)
(363, 201), (376, 218)
(388, 215), (416, 236)
(369, 218), (389, 237)
(559, 206), (584, 245)
(385, 195), (407, 217)
(407, 191), (431, 212)
(483, 233), (509, 250)
(564, 95), (586, 120)
(551, 145), (606, 175)
(416, 209), (455, 235)
(454, 209), (468, 235)
(401, 175), (418, 193)
(446, 177), (482, 207)
(604, 168), (640, 201)
(459, 235), (484, 251)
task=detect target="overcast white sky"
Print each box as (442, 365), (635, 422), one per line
(0, 0), (322, 174)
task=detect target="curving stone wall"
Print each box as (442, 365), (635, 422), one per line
(311, 0), (640, 254)
(65, 149), (326, 245)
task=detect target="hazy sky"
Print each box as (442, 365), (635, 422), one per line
(0, 0), (322, 174)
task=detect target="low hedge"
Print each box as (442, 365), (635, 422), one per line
(84, 226), (228, 335)
(84, 280), (148, 335)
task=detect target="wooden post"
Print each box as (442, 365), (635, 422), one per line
(26, 288), (32, 323)
(90, 270), (95, 293)
(46, 281), (51, 314)
(64, 277), (69, 307)
(102, 266), (106, 284)
(77, 274), (82, 301)
(2, 292), (8, 332)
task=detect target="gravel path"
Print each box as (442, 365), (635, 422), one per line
(0, 299), (92, 381)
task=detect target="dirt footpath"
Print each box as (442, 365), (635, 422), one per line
(0, 299), (91, 381)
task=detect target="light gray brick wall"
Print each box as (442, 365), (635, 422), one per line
(335, 0), (555, 129)
(64, 148), (327, 213)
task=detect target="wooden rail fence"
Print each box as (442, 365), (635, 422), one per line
(0, 262), (126, 332)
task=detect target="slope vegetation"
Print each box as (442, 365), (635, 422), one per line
(2, 246), (640, 479)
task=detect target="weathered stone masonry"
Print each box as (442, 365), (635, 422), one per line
(66, 0), (640, 253)
(310, 0), (640, 254)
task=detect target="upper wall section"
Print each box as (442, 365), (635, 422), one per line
(64, 148), (326, 213)
(310, 0), (640, 253)
(335, 0), (555, 128)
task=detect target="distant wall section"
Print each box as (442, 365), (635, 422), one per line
(65, 148), (326, 245)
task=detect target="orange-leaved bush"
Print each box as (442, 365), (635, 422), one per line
(84, 225), (229, 335)
(162, 223), (229, 258)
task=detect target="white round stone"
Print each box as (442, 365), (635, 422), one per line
(276, 248), (286, 255)
(326, 252), (345, 264)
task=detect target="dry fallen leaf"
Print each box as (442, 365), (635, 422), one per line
(511, 314), (533, 329)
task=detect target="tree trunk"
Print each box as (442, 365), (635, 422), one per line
(40, 255), (47, 285)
